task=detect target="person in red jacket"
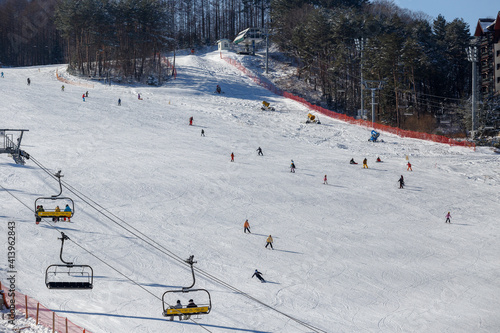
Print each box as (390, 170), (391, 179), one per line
(230, 152), (234, 162)
(189, 116), (193, 125)
(407, 162), (412, 171)
(323, 175), (328, 185)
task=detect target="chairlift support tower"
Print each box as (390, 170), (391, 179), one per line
(363, 81), (385, 127)
(0, 129), (29, 165)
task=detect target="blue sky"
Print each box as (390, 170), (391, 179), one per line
(393, 0), (498, 33)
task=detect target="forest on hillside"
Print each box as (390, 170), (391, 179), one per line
(0, 0), (495, 135)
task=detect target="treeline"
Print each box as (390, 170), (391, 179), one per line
(54, 0), (174, 82)
(271, 0), (472, 132)
(0, 0), (63, 67)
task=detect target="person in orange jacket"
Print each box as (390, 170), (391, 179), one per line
(407, 161), (412, 171)
(244, 219), (251, 233)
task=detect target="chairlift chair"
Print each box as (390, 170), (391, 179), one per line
(162, 255), (212, 318)
(34, 171), (74, 221)
(45, 232), (93, 290)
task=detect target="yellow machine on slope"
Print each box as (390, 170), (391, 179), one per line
(306, 113), (321, 124)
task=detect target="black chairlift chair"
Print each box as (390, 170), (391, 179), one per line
(45, 232), (93, 290)
(162, 255), (212, 318)
(35, 171), (74, 222)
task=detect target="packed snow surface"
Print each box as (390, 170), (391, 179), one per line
(0, 50), (499, 333)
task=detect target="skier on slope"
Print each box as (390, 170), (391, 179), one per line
(265, 235), (274, 249)
(290, 160), (296, 173)
(216, 85), (221, 94)
(323, 175), (328, 185)
(244, 219), (251, 233)
(189, 116), (193, 125)
(231, 152), (234, 162)
(445, 212), (451, 223)
(257, 147), (263, 156)
(407, 161), (412, 171)
(252, 269), (265, 283)
(363, 158), (368, 169)
(398, 175), (405, 189)
(350, 158), (357, 165)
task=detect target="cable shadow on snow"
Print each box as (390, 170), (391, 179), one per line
(54, 310), (272, 332)
(272, 249), (303, 255)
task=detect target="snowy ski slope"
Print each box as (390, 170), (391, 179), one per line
(0, 50), (499, 333)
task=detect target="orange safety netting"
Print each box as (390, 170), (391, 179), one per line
(1, 282), (89, 333)
(56, 68), (95, 89)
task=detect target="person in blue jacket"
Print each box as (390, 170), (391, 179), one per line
(64, 204), (72, 221)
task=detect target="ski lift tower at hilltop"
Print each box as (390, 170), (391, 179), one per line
(233, 28), (263, 55)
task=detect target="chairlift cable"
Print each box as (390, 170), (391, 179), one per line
(28, 156), (328, 333)
(0, 180), (213, 332)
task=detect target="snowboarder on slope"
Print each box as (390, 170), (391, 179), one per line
(257, 147), (263, 156)
(350, 158), (357, 165)
(252, 269), (265, 283)
(323, 175), (328, 185)
(231, 152), (234, 162)
(398, 175), (405, 189)
(1, 72), (3, 78)
(445, 212), (451, 223)
(363, 158), (368, 169)
(376, 157), (382, 162)
(265, 235), (274, 249)
(201, 129), (205, 136)
(407, 162), (412, 171)
(244, 219), (251, 233)
(216, 85), (221, 94)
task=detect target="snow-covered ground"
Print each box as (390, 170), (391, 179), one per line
(0, 50), (499, 333)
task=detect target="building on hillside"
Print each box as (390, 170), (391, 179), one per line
(474, 11), (500, 134)
(217, 39), (232, 51)
(474, 12), (500, 98)
(233, 28), (263, 55)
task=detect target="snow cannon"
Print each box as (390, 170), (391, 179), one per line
(306, 113), (321, 124)
(261, 101), (275, 111)
(369, 130), (380, 142)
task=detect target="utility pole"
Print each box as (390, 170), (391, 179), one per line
(355, 38), (365, 119)
(466, 44), (479, 139)
(363, 80), (385, 128)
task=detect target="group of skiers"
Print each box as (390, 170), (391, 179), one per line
(243, 219), (274, 283)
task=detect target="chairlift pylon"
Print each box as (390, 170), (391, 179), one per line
(45, 232), (93, 289)
(162, 255), (212, 318)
